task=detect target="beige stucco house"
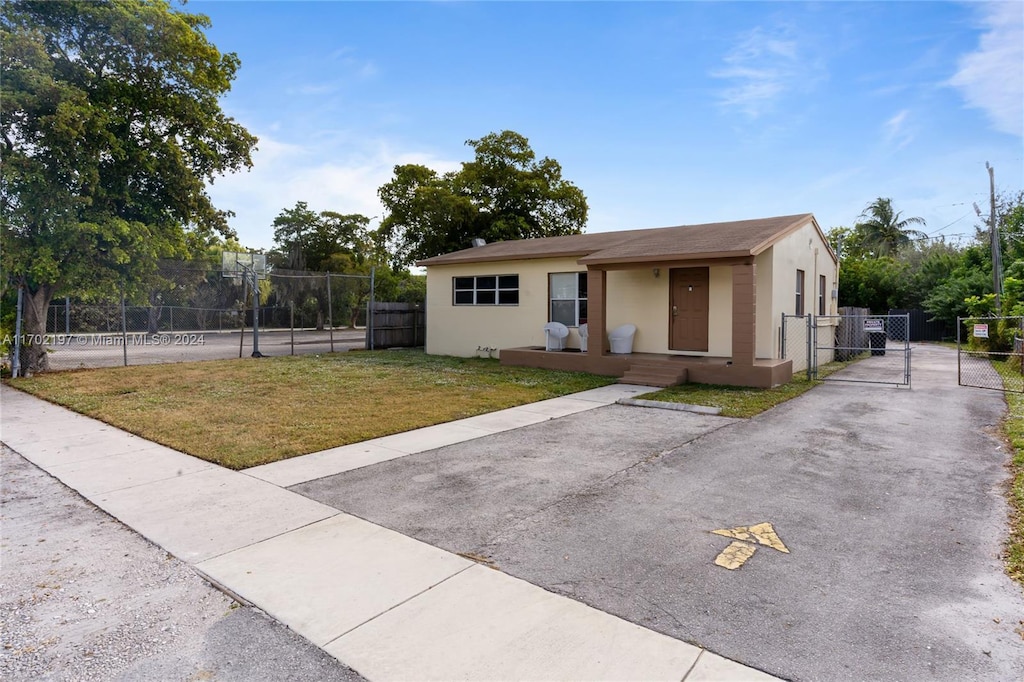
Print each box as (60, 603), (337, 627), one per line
(417, 213), (838, 388)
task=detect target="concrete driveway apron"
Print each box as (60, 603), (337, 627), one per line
(294, 344), (1024, 681)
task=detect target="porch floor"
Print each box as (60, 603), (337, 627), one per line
(500, 347), (793, 389)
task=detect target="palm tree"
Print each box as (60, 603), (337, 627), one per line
(855, 197), (927, 256)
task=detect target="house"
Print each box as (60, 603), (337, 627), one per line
(417, 213), (839, 388)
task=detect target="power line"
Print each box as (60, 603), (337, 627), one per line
(926, 213), (971, 236)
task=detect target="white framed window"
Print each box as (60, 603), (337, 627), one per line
(453, 275), (519, 306)
(549, 272), (588, 326)
(818, 275), (827, 315)
(796, 269), (805, 316)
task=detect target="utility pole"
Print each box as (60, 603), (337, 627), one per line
(248, 263), (264, 357)
(988, 162), (1003, 315)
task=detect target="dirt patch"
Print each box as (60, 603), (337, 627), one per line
(0, 446), (364, 681)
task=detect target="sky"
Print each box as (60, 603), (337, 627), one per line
(191, 0), (1024, 254)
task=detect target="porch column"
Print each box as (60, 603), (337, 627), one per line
(587, 267), (608, 355)
(732, 262), (756, 366)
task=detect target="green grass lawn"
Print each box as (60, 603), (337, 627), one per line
(9, 350), (614, 469)
(1002, 391), (1024, 586)
(640, 359), (852, 418)
(991, 357), (1024, 585)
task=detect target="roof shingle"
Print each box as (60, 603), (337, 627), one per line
(417, 213), (821, 267)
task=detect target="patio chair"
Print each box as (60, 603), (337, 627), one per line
(608, 324), (636, 354)
(543, 321), (569, 351)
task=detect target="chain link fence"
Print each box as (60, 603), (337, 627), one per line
(781, 310), (911, 386)
(6, 261), (389, 375)
(815, 312), (910, 386)
(957, 316), (1024, 393)
(780, 313), (811, 374)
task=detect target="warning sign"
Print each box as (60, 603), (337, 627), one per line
(973, 324), (989, 338)
(864, 319), (884, 333)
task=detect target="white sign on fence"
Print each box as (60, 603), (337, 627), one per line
(973, 324), (989, 338)
(864, 319), (884, 333)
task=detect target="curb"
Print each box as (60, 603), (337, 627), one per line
(616, 397), (722, 415)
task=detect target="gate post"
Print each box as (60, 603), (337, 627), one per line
(781, 313), (787, 361)
(326, 272), (334, 353)
(12, 284), (23, 378)
(806, 315), (814, 380)
(120, 290), (128, 367)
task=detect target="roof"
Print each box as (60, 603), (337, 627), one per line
(417, 213), (835, 267)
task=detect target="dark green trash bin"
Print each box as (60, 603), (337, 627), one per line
(869, 331), (886, 356)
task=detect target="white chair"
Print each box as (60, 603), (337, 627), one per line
(544, 322), (569, 351)
(578, 323), (588, 352)
(608, 324), (636, 354)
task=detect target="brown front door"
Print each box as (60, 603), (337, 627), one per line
(670, 267), (709, 351)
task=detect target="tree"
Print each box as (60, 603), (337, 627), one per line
(268, 201), (375, 330)
(921, 244), (992, 328)
(1, 0), (257, 372)
(270, 201), (371, 272)
(984, 189), (1024, 264)
(377, 130), (588, 268)
(836, 257), (910, 313)
(853, 198), (927, 257)
(267, 200), (427, 330)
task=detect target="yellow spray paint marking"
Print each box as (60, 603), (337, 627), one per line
(710, 522), (789, 569)
(714, 541), (757, 570)
(711, 522), (789, 553)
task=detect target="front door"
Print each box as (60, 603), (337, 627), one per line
(670, 267), (709, 351)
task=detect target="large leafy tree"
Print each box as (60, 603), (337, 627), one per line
(854, 197), (927, 257)
(377, 130), (588, 268)
(268, 201), (374, 330)
(1, 0), (257, 371)
(270, 201), (371, 272)
(268, 201), (425, 329)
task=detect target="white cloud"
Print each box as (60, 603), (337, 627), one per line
(329, 46), (379, 80)
(289, 83), (338, 96)
(948, 2), (1024, 138)
(883, 109), (914, 149)
(285, 47), (378, 97)
(208, 133), (460, 250)
(712, 26), (824, 118)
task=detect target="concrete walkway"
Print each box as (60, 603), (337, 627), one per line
(0, 384), (777, 681)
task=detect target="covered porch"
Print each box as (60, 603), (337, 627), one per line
(500, 260), (793, 389)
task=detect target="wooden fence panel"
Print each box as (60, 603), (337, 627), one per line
(835, 307), (870, 360)
(367, 302), (426, 349)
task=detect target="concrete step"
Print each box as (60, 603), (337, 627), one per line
(618, 375), (678, 387)
(618, 364), (688, 388)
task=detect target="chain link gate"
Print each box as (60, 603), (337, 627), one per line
(957, 316), (1024, 393)
(782, 312), (911, 387)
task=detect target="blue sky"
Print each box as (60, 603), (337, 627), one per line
(193, 1), (1024, 254)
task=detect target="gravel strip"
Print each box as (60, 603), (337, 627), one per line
(0, 445), (365, 681)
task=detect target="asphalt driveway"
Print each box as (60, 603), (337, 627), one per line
(294, 344), (1024, 681)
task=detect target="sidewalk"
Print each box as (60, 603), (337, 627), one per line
(1, 384), (777, 681)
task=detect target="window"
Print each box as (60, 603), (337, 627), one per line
(453, 275), (519, 306)
(549, 272), (588, 326)
(818, 275), (827, 315)
(795, 269), (805, 316)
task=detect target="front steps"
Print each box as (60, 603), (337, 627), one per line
(618, 359), (688, 387)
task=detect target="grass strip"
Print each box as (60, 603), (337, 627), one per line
(1002, 391), (1024, 586)
(637, 360), (851, 418)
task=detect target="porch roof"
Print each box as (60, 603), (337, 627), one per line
(417, 213), (825, 267)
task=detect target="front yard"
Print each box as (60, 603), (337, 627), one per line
(9, 350), (614, 469)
